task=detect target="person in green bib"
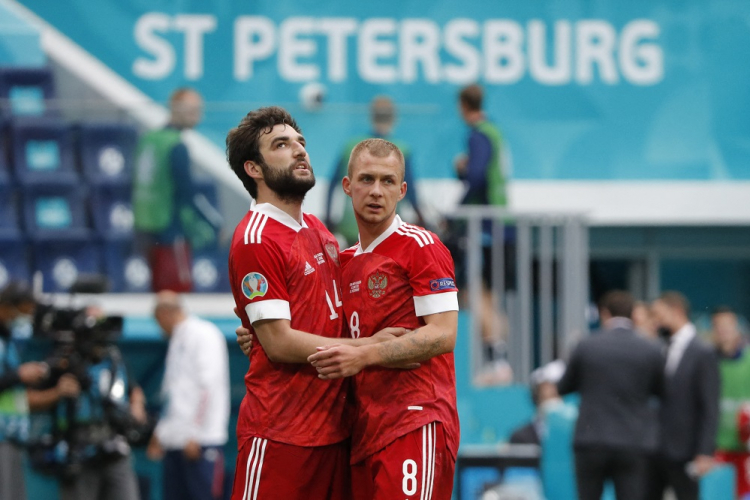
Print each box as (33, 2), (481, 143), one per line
(453, 84), (512, 384)
(133, 88), (216, 292)
(325, 96), (425, 247)
(711, 306), (750, 498)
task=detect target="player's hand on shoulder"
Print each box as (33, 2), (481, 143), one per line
(308, 344), (367, 379)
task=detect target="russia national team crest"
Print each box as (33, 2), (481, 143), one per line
(242, 272), (268, 300)
(325, 242), (339, 265)
(367, 271), (388, 299)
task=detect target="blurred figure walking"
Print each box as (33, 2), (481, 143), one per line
(558, 290), (665, 500)
(148, 291), (230, 500)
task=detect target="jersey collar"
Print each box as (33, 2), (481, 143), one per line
(355, 215), (403, 255)
(250, 199), (308, 232)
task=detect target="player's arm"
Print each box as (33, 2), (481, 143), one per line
(253, 319), (405, 364)
(309, 310), (457, 379)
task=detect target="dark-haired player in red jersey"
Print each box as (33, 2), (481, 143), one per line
(225, 108), (406, 500)
(308, 138), (460, 500)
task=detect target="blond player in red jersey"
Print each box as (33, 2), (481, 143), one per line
(237, 138), (460, 499)
(308, 139), (460, 500)
(225, 108), (406, 500)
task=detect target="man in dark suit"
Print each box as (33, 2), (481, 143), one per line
(558, 290), (665, 500)
(647, 291), (720, 500)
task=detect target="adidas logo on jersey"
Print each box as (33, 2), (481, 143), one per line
(304, 261), (315, 275)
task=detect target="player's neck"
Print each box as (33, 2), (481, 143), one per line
(357, 214), (396, 250)
(256, 189), (305, 225)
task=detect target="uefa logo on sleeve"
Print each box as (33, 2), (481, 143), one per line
(242, 272), (268, 300)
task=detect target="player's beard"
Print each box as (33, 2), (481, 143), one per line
(260, 159), (316, 203)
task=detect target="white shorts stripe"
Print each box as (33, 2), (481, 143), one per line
(252, 439), (268, 500)
(246, 438), (266, 500)
(420, 425), (427, 500)
(244, 212), (259, 245)
(241, 438), (259, 500)
(426, 423), (434, 500)
(427, 423), (437, 500)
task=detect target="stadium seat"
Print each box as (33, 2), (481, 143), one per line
(77, 122), (137, 185)
(90, 182), (133, 240)
(0, 234), (29, 288)
(31, 239), (101, 293)
(0, 119), (10, 185)
(101, 240), (151, 293)
(0, 66), (56, 118)
(191, 248), (230, 293)
(0, 184), (21, 238)
(10, 117), (77, 186)
(22, 185), (90, 241)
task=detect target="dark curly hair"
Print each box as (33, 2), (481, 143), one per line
(226, 106), (301, 198)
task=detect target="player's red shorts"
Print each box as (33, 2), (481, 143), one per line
(231, 436), (351, 500)
(351, 421), (455, 500)
(715, 450), (750, 498)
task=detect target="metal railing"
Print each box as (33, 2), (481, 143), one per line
(445, 207), (589, 385)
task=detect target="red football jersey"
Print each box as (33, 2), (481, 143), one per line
(229, 201), (349, 447)
(340, 216), (460, 464)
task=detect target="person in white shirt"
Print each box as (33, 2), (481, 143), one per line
(147, 291), (230, 500)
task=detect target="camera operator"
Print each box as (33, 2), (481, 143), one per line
(0, 281), (48, 500)
(32, 303), (148, 500)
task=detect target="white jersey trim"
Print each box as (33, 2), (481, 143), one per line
(245, 300), (292, 324)
(413, 291), (459, 317)
(355, 215), (403, 255)
(250, 199), (308, 233)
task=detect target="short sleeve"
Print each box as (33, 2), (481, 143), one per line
(407, 237), (459, 317)
(230, 238), (291, 325)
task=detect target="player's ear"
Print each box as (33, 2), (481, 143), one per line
(399, 181), (407, 202)
(342, 176), (352, 197)
(245, 160), (263, 180)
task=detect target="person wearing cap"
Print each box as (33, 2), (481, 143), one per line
(557, 290), (665, 500)
(325, 95), (425, 247)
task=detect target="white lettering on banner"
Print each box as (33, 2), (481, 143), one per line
(234, 16), (276, 80)
(400, 20), (441, 83)
(619, 20), (663, 85)
(358, 18), (398, 84)
(443, 19), (481, 84)
(132, 13), (665, 86)
(576, 20), (619, 84)
(133, 13), (174, 79)
(528, 20), (571, 85)
(279, 17), (319, 81)
(484, 20), (525, 84)
(133, 13), (216, 80)
(173, 15), (217, 80)
(318, 18), (357, 82)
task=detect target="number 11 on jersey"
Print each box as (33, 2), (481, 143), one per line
(325, 280), (343, 320)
